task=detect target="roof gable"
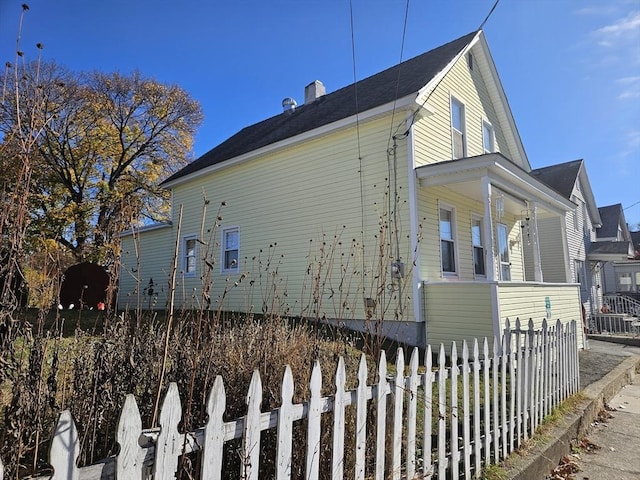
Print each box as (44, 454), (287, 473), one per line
(163, 31), (478, 185)
(530, 159), (602, 225)
(597, 203), (630, 240)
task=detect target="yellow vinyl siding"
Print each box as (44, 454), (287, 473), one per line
(424, 282), (495, 349)
(130, 115), (416, 322)
(119, 225), (174, 310)
(412, 49), (514, 168)
(498, 283), (584, 348)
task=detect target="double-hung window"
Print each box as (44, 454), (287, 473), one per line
(440, 207), (457, 274)
(183, 235), (197, 275)
(497, 223), (511, 281)
(451, 97), (466, 159)
(222, 226), (240, 273)
(471, 216), (485, 276)
(482, 120), (495, 153)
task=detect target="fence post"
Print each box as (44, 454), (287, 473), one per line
(500, 332), (508, 459)
(202, 376), (226, 480)
(276, 365), (294, 480)
(515, 318), (522, 446)
(50, 410), (79, 480)
(450, 343), (460, 478)
(242, 371), (262, 480)
(492, 337), (499, 463)
(306, 361), (322, 480)
(117, 394), (144, 478)
(355, 354), (368, 480)
(154, 383), (182, 480)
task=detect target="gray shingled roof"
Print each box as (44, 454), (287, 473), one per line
(597, 204), (624, 238)
(529, 159), (582, 200)
(163, 31), (478, 185)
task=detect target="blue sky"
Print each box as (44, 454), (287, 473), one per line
(1, 0), (639, 226)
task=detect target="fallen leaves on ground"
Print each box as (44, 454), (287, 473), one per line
(548, 455), (581, 479)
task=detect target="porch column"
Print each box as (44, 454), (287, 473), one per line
(530, 202), (544, 282)
(482, 177), (496, 281)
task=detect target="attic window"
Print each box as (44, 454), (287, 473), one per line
(467, 53), (473, 71)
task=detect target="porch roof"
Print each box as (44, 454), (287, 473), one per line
(415, 153), (575, 218)
(587, 240), (634, 261)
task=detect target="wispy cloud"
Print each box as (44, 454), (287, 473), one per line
(617, 76), (640, 99)
(593, 11), (640, 47)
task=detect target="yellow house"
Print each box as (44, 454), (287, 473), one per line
(119, 30), (584, 349)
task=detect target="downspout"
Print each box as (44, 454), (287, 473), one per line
(406, 123), (423, 329)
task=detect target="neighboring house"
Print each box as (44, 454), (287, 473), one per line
(119, 30), (584, 349)
(592, 204), (637, 298)
(525, 160), (603, 316)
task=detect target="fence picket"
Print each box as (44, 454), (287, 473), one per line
(451, 343), (460, 478)
(375, 351), (387, 480)
(116, 395), (144, 478)
(242, 371), (262, 480)
(391, 349), (405, 480)
(202, 375), (226, 480)
(522, 324), (530, 441)
(438, 344), (447, 479)
(462, 341), (471, 479)
(355, 354), (368, 480)
(492, 337), (499, 462)
(483, 338), (491, 468)
(423, 345), (434, 478)
(500, 332), (508, 459)
(154, 383), (182, 480)
(50, 410), (79, 480)
(508, 331), (515, 454)
(277, 365), (295, 479)
(306, 361), (322, 480)
(515, 319), (522, 447)
(472, 339), (481, 478)
(406, 348), (419, 479)
(332, 357), (346, 480)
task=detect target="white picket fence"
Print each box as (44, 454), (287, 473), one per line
(1, 318), (579, 479)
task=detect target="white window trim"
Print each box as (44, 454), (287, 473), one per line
(450, 95), (466, 159)
(482, 119), (495, 154)
(183, 234), (198, 277)
(439, 202), (459, 277)
(471, 213), (486, 278)
(221, 226), (240, 274)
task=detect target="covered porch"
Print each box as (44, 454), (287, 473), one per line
(414, 153), (584, 349)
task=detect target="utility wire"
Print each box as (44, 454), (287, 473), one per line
(349, 0), (367, 297)
(479, 0), (501, 31)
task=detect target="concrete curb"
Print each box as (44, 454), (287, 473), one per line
(503, 355), (640, 480)
(587, 334), (640, 347)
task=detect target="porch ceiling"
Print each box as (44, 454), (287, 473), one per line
(415, 153), (575, 218)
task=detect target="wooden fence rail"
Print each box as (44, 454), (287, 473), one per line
(0, 318), (579, 479)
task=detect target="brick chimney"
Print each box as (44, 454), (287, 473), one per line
(304, 80), (326, 104)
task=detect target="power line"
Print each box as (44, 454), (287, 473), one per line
(479, 0), (501, 31)
(624, 200), (640, 210)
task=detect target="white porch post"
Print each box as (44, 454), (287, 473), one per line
(482, 177), (496, 282)
(530, 202), (544, 282)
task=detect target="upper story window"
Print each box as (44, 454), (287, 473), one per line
(471, 216), (486, 276)
(439, 206), (457, 274)
(183, 235), (197, 276)
(482, 120), (495, 153)
(222, 226), (240, 273)
(451, 97), (466, 159)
